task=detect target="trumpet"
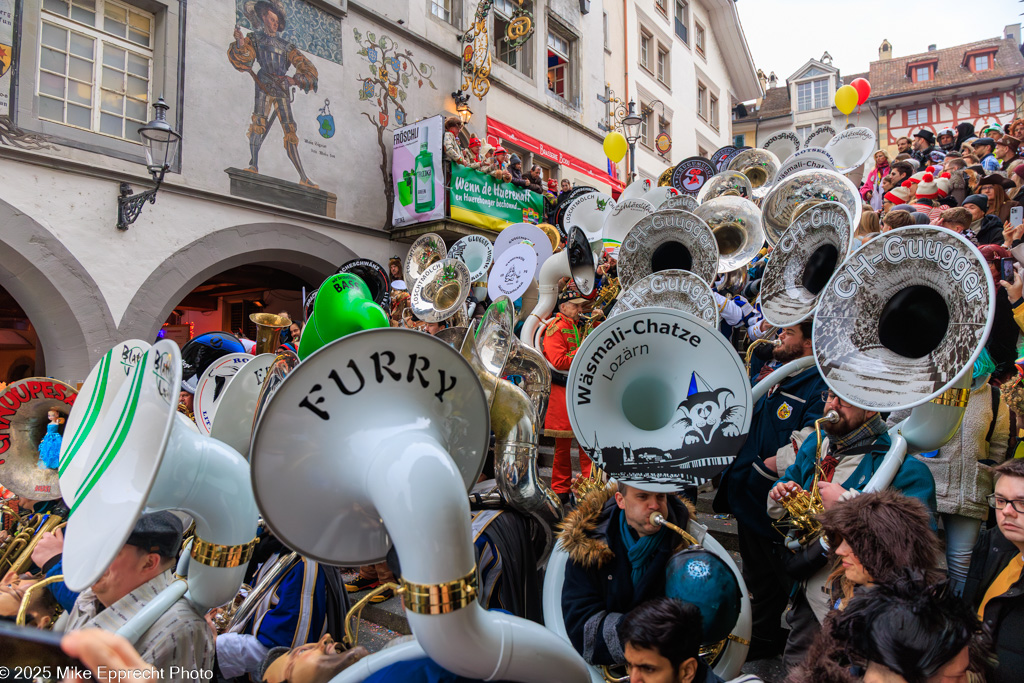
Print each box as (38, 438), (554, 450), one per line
(774, 411), (839, 548)
(0, 512), (65, 575)
(743, 336), (780, 376)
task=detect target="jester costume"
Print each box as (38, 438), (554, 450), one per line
(542, 310), (592, 494)
(228, 3), (319, 187)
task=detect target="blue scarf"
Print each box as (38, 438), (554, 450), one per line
(618, 512), (665, 586)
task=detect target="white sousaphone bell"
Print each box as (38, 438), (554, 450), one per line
(601, 198), (655, 258)
(759, 201), (854, 328)
(697, 170), (753, 203)
(521, 226), (597, 352)
(60, 339), (259, 631)
(761, 131), (800, 161)
(544, 307), (754, 679)
(563, 192), (617, 249)
(448, 234), (494, 282)
(250, 329), (591, 682)
(209, 352), (276, 459)
(822, 126), (876, 175)
(617, 210), (720, 289)
(692, 196), (767, 274)
(810, 226), (995, 504)
(193, 352), (251, 435)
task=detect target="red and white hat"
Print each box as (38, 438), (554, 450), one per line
(935, 172), (951, 198)
(915, 172), (938, 199)
(884, 183), (911, 205)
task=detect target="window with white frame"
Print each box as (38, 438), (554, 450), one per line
(39, 0), (153, 141)
(915, 65), (930, 82)
(547, 28), (572, 99)
(978, 96), (1000, 115)
(674, 0), (687, 43)
(796, 78), (828, 111)
(603, 12), (608, 50)
(709, 94), (718, 129)
(431, 0), (452, 24)
(695, 21), (705, 56)
(697, 82), (706, 120)
(495, 0), (531, 76)
(655, 0), (667, 15)
(974, 54), (990, 71)
(796, 124), (811, 143)
(906, 107), (928, 126)
(639, 103), (650, 147)
(640, 30), (651, 69)
(657, 46), (669, 84)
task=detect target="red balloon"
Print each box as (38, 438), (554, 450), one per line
(851, 78), (871, 106)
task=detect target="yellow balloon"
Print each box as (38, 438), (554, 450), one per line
(834, 85), (858, 116)
(603, 131), (628, 163)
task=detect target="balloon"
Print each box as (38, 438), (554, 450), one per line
(850, 78), (871, 106)
(834, 85), (858, 116)
(603, 131), (628, 163)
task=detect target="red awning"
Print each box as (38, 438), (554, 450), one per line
(487, 117), (624, 193)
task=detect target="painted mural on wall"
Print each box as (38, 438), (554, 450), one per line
(353, 27), (437, 228)
(886, 91), (1015, 146)
(225, 0), (340, 218)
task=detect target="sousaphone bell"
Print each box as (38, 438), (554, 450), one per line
(761, 169), (861, 246)
(617, 210), (719, 289)
(403, 233), (448, 289)
(693, 196), (767, 274)
(726, 148), (781, 199)
(411, 259), (472, 324)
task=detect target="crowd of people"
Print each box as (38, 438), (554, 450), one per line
(6, 124), (1024, 683)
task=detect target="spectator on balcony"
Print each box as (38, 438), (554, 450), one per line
(527, 165), (544, 194)
(509, 154), (530, 190)
(442, 117), (468, 167)
(488, 146), (513, 183)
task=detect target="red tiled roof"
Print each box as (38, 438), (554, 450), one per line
(755, 86), (791, 119)
(868, 38), (1024, 98)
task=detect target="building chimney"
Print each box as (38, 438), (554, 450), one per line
(927, 44), (936, 51)
(879, 39), (892, 60)
(768, 71), (778, 88)
(1005, 23), (1021, 46)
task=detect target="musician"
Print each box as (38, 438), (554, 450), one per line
(543, 288), (597, 502)
(59, 511), (214, 674)
(559, 483), (692, 666)
(713, 321), (826, 660)
(766, 391), (936, 669)
(0, 570), (59, 627)
(211, 533), (343, 680)
(30, 525), (80, 611)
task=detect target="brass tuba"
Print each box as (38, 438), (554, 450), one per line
(249, 313), (291, 355)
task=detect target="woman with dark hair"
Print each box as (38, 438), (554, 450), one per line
(977, 174), (1020, 224)
(953, 122), (977, 152)
(790, 574), (994, 683)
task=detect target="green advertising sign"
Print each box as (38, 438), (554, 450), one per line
(449, 165), (544, 232)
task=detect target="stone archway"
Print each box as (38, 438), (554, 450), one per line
(0, 199), (117, 381)
(117, 222), (360, 342)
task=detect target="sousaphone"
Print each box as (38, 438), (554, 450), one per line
(411, 258), (472, 323)
(193, 353), (251, 435)
(693, 196), (768, 274)
(0, 378), (78, 500)
(725, 148), (781, 199)
(61, 339), (259, 614)
(448, 235), (494, 282)
(209, 352), (276, 460)
(822, 127), (876, 175)
(403, 233), (447, 288)
(520, 227), (596, 352)
(761, 168), (861, 246)
(759, 202), (853, 328)
(337, 259), (392, 313)
(601, 198), (655, 258)
(617, 210), (719, 289)
(610, 269), (720, 328)
(697, 171), (753, 203)
(250, 329), (590, 681)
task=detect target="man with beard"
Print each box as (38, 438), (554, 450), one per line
(911, 130), (937, 168)
(767, 390), (936, 669)
(713, 321), (827, 660)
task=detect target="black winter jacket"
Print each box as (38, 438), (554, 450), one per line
(964, 525), (1024, 683)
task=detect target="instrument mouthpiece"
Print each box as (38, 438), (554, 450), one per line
(823, 410), (840, 422)
(649, 512), (666, 526)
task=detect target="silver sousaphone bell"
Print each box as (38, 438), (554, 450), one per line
(726, 148), (781, 200)
(618, 210), (719, 290)
(761, 168), (862, 247)
(693, 196), (767, 274)
(759, 202), (854, 328)
(411, 258), (472, 324)
(404, 233), (448, 289)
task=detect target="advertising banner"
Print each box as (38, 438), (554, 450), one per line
(392, 115), (444, 227)
(449, 164), (544, 232)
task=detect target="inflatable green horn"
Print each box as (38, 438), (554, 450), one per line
(298, 273), (390, 359)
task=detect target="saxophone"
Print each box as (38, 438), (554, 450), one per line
(773, 410), (839, 548)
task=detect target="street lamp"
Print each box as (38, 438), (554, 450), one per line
(452, 89), (473, 124)
(621, 100), (643, 184)
(117, 96), (181, 230)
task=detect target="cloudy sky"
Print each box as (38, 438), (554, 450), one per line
(735, 0), (1021, 80)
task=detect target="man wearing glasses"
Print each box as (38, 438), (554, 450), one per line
(964, 459), (1024, 683)
(766, 388), (936, 670)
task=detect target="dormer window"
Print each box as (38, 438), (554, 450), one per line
(962, 47), (997, 73)
(907, 59), (937, 82)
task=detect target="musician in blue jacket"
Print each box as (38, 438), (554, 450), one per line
(713, 321), (826, 659)
(767, 389), (937, 669)
(213, 537), (331, 680)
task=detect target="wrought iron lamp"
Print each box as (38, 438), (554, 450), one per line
(116, 96), (181, 230)
(453, 89), (473, 124)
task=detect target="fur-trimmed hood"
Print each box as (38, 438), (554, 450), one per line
(557, 483), (696, 568)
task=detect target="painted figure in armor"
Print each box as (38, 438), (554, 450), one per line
(229, 0), (319, 187)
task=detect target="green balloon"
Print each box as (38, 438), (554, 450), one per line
(298, 273), (390, 360)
